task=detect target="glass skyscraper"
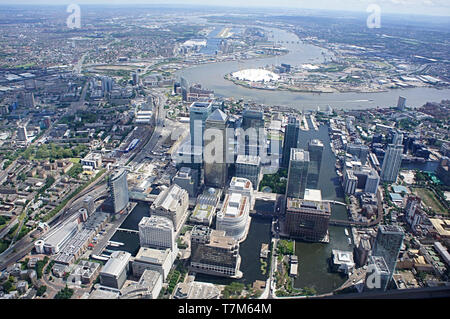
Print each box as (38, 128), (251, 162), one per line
(372, 225), (404, 288)
(282, 116), (300, 168)
(286, 149), (310, 199)
(109, 169), (129, 214)
(307, 139), (324, 189)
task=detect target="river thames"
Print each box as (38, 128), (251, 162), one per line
(108, 25), (447, 294)
(178, 27), (450, 110)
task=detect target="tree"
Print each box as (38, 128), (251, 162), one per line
(36, 285), (47, 297)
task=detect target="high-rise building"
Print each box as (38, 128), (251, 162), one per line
(286, 149), (309, 199)
(346, 143), (369, 165)
(285, 198), (331, 242)
(180, 76), (189, 101)
(344, 170), (358, 195)
(17, 125), (28, 142)
(397, 96), (406, 111)
(172, 167), (199, 198)
(109, 169), (129, 214)
(23, 92), (36, 108)
(282, 116), (300, 168)
(150, 184), (189, 234)
(216, 192), (250, 242)
(189, 225), (242, 278)
(235, 155), (261, 190)
(372, 225), (404, 286)
(392, 131), (404, 146)
(101, 76), (113, 95)
(364, 255), (391, 292)
(132, 71), (140, 86)
(189, 101), (213, 149)
(138, 216), (176, 251)
(354, 235), (371, 267)
(204, 109), (228, 188)
(307, 139), (324, 189)
(380, 143), (403, 183)
(241, 106), (265, 156)
(405, 196), (422, 229)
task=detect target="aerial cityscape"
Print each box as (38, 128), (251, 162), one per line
(0, 1), (449, 303)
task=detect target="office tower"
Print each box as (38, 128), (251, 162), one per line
(99, 251), (131, 289)
(17, 125), (28, 141)
(380, 143), (403, 183)
(189, 101), (213, 148)
(180, 76), (189, 101)
(348, 168), (380, 194)
(392, 131), (404, 146)
(132, 71), (140, 86)
(344, 170), (358, 195)
(286, 149), (309, 199)
(216, 192), (250, 242)
(397, 96), (406, 111)
(138, 216), (176, 251)
(354, 235), (372, 267)
(109, 169), (129, 214)
(282, 116), (300, 168)
(101, 76), (113, 94)
(364, 169), (380, 194)
(241, 106), (265, 156)
(285, 198), (331, 242)
(204, 109), (228, 188)
(372, 225), (404, 287)
(150, 184), (189, 234)
(405, 196), (422, 227)
(307, 139), (324, 189)
(189, 225), (242, 278)
(23, 92), (35, 108)
(172, 167), (199, 198)
(346, 143), (369, 165)
(43, 116), (51, 129)
(235, 155), (261, 190)
(364, 255), (391, 292)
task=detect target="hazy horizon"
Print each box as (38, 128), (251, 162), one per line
(0, 0), (449, 17)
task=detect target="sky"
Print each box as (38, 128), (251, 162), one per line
(1, 0), (449, 16)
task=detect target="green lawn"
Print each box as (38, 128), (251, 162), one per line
(412, 187), (448, 215)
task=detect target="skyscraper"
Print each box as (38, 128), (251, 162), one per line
(109, 169), (129, 214)
(189, 101), (213, 149)
(286, 149), (309, 199)
(235, 155), (261, 190)
(204, 109), (228, 188)
(397, 96), (406, 111)
(380, 143), (403, 183)
(241, 106), (265, 156)
(17, 125), (28, 142)
(372, 225), (404, 287)
(364, 255), (391, 292)
(307, 139), (324, 189)
(282, 116), (300, 168)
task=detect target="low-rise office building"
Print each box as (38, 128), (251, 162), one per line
(99, 251), (131, 290)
